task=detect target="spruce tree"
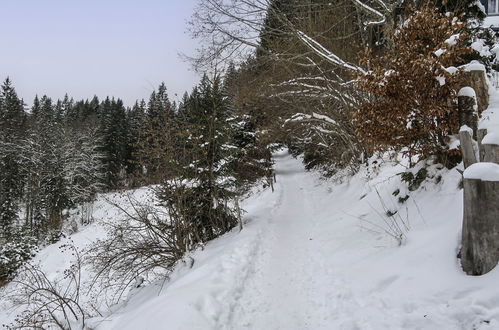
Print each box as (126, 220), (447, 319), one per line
(99, 97), (129, 188)
(0, 78), (25, 239)
(159, 75), (240, 244)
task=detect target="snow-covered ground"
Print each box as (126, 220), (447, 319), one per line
(3, 146), (499, 329)
(7, 78), (499, 330)
(86, 149), (499, 330)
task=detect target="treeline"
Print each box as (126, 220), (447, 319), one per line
(0, 74), (273, 253)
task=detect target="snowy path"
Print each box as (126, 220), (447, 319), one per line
(94, 150), (499, 330)
(5, 150), (499, 329)
(229, 151), (323, 329)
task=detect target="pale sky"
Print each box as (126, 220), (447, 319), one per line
(0, 0), (200, 107)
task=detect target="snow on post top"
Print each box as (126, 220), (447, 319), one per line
(463, 60), (486, 72)
(459, 125), (473, 134)
(458, 87), (476, 98)
(482, 132), (499, 145)
(464, 162), (499, 181)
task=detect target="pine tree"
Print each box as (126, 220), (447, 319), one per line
(0, 78), (25, 239)
(63, 126), (104, 224)
(126, 100), (147, 181)
(34, 96), (67, 235)
(159, 75), (240, 245)
(136, 84), (177, 183)
(99, 97), (129, 188)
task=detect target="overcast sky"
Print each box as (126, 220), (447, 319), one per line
(0, 0), (200, 107)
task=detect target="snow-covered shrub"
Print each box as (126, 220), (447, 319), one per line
(88, 201), (185, 302)
(400, 168), (428, 192)
(354, 7), (471, 166)
(283, 109), (364, 176)
(5, 245), (88, 330)
(0, 231), (38, 285)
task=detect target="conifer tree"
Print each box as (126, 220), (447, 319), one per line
(159, 75), (240, 245)
(63, 126), (105, 224)
(0, 78), (25, 239)
(126, 100), (147, 180)
(136, 84), (177, 183)
(99, 97), (129, 188)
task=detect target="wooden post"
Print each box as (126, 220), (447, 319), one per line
(477, 128), (488, 161)
(459, 126), (477, 169)
(458, 87), (478, 138)
(461, 163), (499, 275)
(479, 131), (499, 164)
(460, 69), (489, 113)
(481, 143), (499, 163)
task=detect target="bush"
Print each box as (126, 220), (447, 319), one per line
(354, 7), (471, 162)
(400, 168), (428, 191)
(5, 245), (88, 330)
(0, 230), (38, 285)
(88, 199), (189, 302)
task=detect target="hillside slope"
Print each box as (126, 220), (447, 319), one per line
(94, 150), (499, 330)
(2, 150), (499, 329)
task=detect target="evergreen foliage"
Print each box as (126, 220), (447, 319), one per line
(158, 75), (240, 245)
(0, 78), (25, 240)
(0, 228), (37, 285)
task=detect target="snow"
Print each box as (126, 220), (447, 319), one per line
(448, 134), (461, 150)
(482, 131), (499, 145)
(436, 75), (446, 86)
(471, 39), (492, 58)
(285, 112), (337, 125)
(464, 60), (486, 72)
(458, 87), (476, 98)
(434, 48), (445, 57)
(479, 79), (499, 136)
(484, 15), (499, 29)
(445, 66), (458, 75)
(460, 125), (474, 134)
(476, 0), (486, 15)
(464, 162), (499, 182)
(296, 31), (366, 74)
(3, 150), (499, 329)
(444, 34), (460, 46)
(96, 152), (499, 330)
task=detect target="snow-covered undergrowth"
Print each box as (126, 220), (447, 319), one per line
(2, 148), (499, 329)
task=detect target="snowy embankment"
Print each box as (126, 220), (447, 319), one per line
(90, 150), (499, 330)
(2, 151), (499, 329)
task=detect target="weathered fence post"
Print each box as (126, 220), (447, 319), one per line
(480, 133), (499, 164)
(461, 67), (489, 113)
(459, 126), (477, 169)
(458, 66), (499, 275)
(477, 128), (488, 161)
(461, 163), (499, 275)
(458, 87), (478, 138)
